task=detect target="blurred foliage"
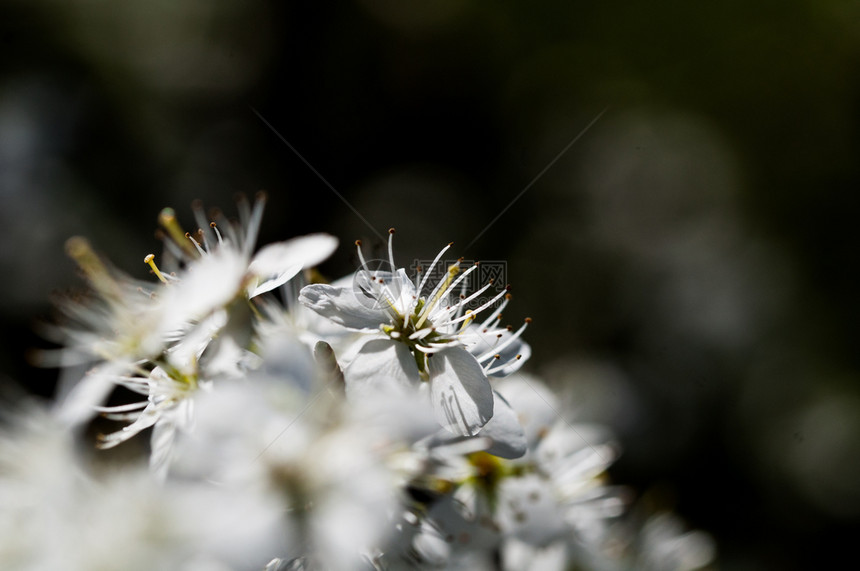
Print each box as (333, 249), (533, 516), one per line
(2, 0), (860, 567)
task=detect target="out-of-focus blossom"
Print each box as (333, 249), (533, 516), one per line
(48, 197), (336, 475)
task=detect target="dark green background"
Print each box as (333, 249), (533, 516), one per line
(2, 1), (859, 568)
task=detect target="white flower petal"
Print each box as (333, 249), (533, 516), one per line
(247, 264), (302, 298)
(428, 347), (494, 437)
(479, 391), (527, 459)
(343, 338), (421, 400)
(248, 233), (338, 279)
(299, 283), (386, 330)
(55, 362), (124, 426)
(166, 249), (246, 321)
(246, 234), (337, 297)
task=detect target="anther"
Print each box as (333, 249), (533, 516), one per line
(355, 240), (362, 246)
(525, 317), (532, 323)
(389, 227), (396, 234)
(506, 325), (513, 332)
(255, 190), (268, 202)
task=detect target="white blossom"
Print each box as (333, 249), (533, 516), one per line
(300, 230), (530, 437)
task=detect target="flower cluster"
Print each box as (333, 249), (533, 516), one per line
(3, 199), (716, 570)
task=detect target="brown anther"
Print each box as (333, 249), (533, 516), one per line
(184, 232), (191, 238)
(494, 354), (501, 360)
(474, 261), (480, 266)
(505, 293), (512, 300)
(389, 227), (396, 234)
(516, 354), (522, 360)
(255, 190), (268, 201)
(505, 284), (511, 291)
(459, 294), (465, 299)
(210, 221), (217, 228)
(448, 242), (454, 247)
(488, 278), (495, 284)
(525, 317), (532, 323)
(506, 325), (513, 331)
(496, 333), (503, 338)
(355, 239), (362, 246)
(457, 257), (464, 263)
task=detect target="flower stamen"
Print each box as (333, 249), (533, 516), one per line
(144, 254), (170, 285)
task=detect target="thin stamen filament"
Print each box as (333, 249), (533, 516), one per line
(415, 243), (453, 302)
(438, 287), (508, 328)
(416, 262), (460, 329)
(475, 319), (530, 362)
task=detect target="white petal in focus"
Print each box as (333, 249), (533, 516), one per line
(428, 347), (494, 437)
(343, 338), (421, 400)
(299, 283), (387, 331)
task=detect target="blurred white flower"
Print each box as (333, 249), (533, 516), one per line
(51, 198), (337, 475)
(384, 375), (625, 570)
(636, 512), (716, 571)
(0, 404), (286, 571)
(169, 336), (402, 570)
